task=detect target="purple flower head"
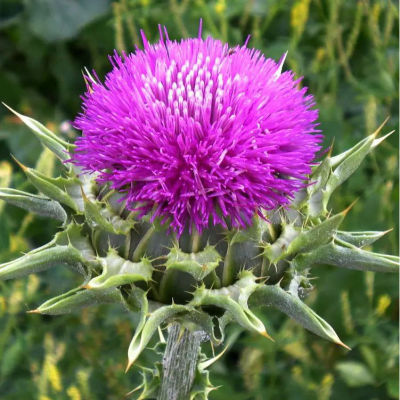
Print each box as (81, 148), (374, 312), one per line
(71, 23), (322, 235)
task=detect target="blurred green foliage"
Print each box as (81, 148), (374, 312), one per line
(0, 0), (398, 399)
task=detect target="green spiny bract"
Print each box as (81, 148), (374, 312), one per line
(0, 106), (398, 398)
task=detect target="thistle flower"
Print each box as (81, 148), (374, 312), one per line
(0, 24), (398, 400)
(71, 24), (322, 234)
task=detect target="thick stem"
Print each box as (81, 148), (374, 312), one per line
(158, 324), (204, 400)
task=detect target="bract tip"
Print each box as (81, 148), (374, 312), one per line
(10, 154), (28, 171)
(260, 330), (274, 342)
(342, 198), (358, 216)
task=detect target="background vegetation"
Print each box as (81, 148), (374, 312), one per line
(0, 0), (398, 399)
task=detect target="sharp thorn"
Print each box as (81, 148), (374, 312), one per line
(125, 359), (134, 373)
(2, 102), (15, 114)
(125, 384), (143, 397)
(336, 340), (351, 351)
(81, 70), (94, 94)
(383, 228), (394, 235)
(372, 130), (395, 148)
(81, 284), (91, 289)
(260, 330), (274, 342)
(10, 154), (28, 171)
(372, 116), (390, 138)
(342, 198), (358, 216)
(80, 186), (89, 201)
(327, 137), (335, 157)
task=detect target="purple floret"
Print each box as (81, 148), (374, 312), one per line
(71, 25), (322, 235)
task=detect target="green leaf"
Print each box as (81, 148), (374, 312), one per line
(127, 304), (190, 369)
(3, 104), (72, 161)
(262, 224), (299, 263)
(335, 362), (375, 387)
(32, 286), (124, 315)
(329, 136), (370, 168)
(126, 364), (162, 400)
(64, 174), (95, 212)
(101, 204), (134, 234)
(14, 160), (79, 211)
(263, 207), (349, 263)
(125, 288), (149, 369)
(225, 218), (263, 244)
(166, 245), (222, 281)
(174, 310), (221, 346)
(335, 230), (392, 248)
(328, 124), (392, 169)
(0, 244), (85, 280)
(222, 219), (263, 286)
(324, 122), (393, 209)
(190, 273), (271, 340)
(285, 207), (349, 256)
(250, 284), (349, 348)
(35, 146), (56, 177)
(0, 188), (67, 222)
(292, 241), (399, 273)
(305, 156), (332, 217)
(81, 188), (131, 234)
(26, 0), (109, 42)
(54, 223), (96, 263)
(309, 156), (331, 196)
(87, 248), (152, 290)
(326, 135), (373, 195)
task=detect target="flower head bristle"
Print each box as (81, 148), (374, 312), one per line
(71, 24), (322, 235)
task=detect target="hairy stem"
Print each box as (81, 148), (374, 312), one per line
(158, 324), (205, 400)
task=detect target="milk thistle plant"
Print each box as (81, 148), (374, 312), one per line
(1, 23), (398, 399)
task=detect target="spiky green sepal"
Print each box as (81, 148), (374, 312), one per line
(0, 108), (398, 398)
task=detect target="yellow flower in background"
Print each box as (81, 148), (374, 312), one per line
(27, 274), (40, 298)
(76, 369), (91, 399)
(371, 2), (381, 23)
(8, 283), (23, 314)
(319, 373), (334, 400)
(67, 386), (82, 400)
(0, 161), (12, 214)
(291, 0), (311, 37)
(9, 234), (29, 253)
(215, 0), (226, 15)
(376, 294), (391, 316)
(0, 296), (6, 316)
(316, 47), (326, 63)
(292, 365), (303, 377)
(47, 361), (62, 392)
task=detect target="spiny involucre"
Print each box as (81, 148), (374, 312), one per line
(0, 24), (398, 399)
